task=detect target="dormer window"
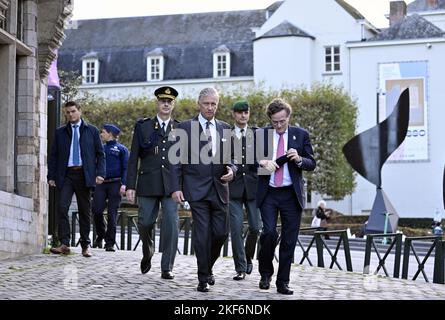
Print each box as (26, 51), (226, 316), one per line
(81, 52), (99, 84)
(146, 48), (164, 81)
(212, 45), (231, 78)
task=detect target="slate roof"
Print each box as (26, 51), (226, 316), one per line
(335, 0), (366, 20)
(368, 13), (445, 41)
(255, 21), (315, 41)
(408, 0), (445, 12)
(58, 8), (277, 83)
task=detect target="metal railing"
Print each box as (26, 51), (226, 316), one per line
(314, 230), (353, 272)
(363, 233), (402, 278)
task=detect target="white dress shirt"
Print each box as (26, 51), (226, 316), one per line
(156, 115), (171, 132)
(198, 113), (216, 156)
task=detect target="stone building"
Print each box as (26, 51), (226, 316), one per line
(0, 0), (72, 259)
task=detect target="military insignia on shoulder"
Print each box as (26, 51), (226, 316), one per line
(138, 117), (150, 123)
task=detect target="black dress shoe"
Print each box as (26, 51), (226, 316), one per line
(233, 272), (246, 281)
(197, 281), (209, 292)
(140, 256), (152, 274)
(161, 271), (175, 279)
(93, 238), (103, 249)
(207, 274), (215, 286)
(277, 284), (294, 295)
(246, 263), (253, 275)
(259, 276), (271, 290)
(105, 246), (115, 252)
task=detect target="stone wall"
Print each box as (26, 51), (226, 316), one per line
(0, 190), (43, 259)
(0, 0), (72, 259)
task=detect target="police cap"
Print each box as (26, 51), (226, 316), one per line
(154, 86), (178, 100)
(103, 124), (121, 136)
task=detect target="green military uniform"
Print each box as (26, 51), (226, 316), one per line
(228, 100), (262, 277)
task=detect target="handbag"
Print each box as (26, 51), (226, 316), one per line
(311, 216), (321, 228)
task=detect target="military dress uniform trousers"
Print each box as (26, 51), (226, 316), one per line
(137, 196), (179, 272)
(229, 197), (262, 273)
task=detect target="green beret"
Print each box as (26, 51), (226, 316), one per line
(232, 100), (249, 112)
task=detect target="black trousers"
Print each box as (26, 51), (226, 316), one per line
(258, 186), (302, 286)
(189, 186), (229, 283)
(92, 181), (122, 247)
(58, 169), (92, 248)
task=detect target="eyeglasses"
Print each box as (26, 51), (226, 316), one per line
(271, 119), (288, 126)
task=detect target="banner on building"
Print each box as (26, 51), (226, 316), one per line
(378, 61), (428, 161)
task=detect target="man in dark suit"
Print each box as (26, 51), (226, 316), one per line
(126, 86), (180, 280)
(256, 98), (316, 295)
(170, 87), (237, 292)
(229, 100), (261, 281)
(48, 101), (105, 257)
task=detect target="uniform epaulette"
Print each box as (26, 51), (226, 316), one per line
(137, 117), (150, 123)
(173, 119), (180, 123)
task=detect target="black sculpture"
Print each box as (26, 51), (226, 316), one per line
(343, 88), (410, 234)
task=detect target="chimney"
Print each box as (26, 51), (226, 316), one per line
(389, 1), (407, 26)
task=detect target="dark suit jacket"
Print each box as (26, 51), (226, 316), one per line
(256, 125), (316, 209)
(229, 126), (258, 200)
(126, 117), (180, 197)
(170, 115), (237, 204)
(47, 119), (105, 188)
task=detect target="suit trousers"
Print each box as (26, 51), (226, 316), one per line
(258, 186), (302, 286)
(189, 186), (229, 282)
(92, 181), (122, 247)
(57, 169), (92, 248)
(137, 196), (179, 272)
(229, 197), (262, 272)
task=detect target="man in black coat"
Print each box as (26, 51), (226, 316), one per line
(228, 100), (261, 281)
(126, 86), (180, 280)
(48, 101), (105, 257)
(170, 87), (237, 292)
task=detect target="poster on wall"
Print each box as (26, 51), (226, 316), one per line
(378, 61), (428, 161)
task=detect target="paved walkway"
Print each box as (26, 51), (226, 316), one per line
(1, 247), (445, 301)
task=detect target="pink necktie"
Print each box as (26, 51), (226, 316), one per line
(274, 132), (285, 187)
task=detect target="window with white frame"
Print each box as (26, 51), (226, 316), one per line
(212, 45), (231, 78)
(324, 46), (340, 73)
(82, 58), (99, 84)
(147, 55), (164, 81)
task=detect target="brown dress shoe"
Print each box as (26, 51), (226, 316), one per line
(82, 247), (92, 257)
(50, 244), (70, 255)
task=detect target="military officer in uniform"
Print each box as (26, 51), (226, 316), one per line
(229, 100), (262, 280)
(126, 86), (180, 280)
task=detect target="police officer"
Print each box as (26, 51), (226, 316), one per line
(126, 86), (180, 279)
(92, 124), (129, 251)
(229, 100), (262, 280)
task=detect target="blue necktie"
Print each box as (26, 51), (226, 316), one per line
(72, 124), (80, 166)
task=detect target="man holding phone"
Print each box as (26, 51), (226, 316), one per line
(256, 98), (316, 295)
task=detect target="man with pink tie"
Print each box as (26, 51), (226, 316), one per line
(256, 98), (316, 295)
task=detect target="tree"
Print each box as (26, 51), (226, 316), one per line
(58, 70), (96, 105)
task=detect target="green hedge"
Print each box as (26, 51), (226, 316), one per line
(78, 84), (357, 200)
